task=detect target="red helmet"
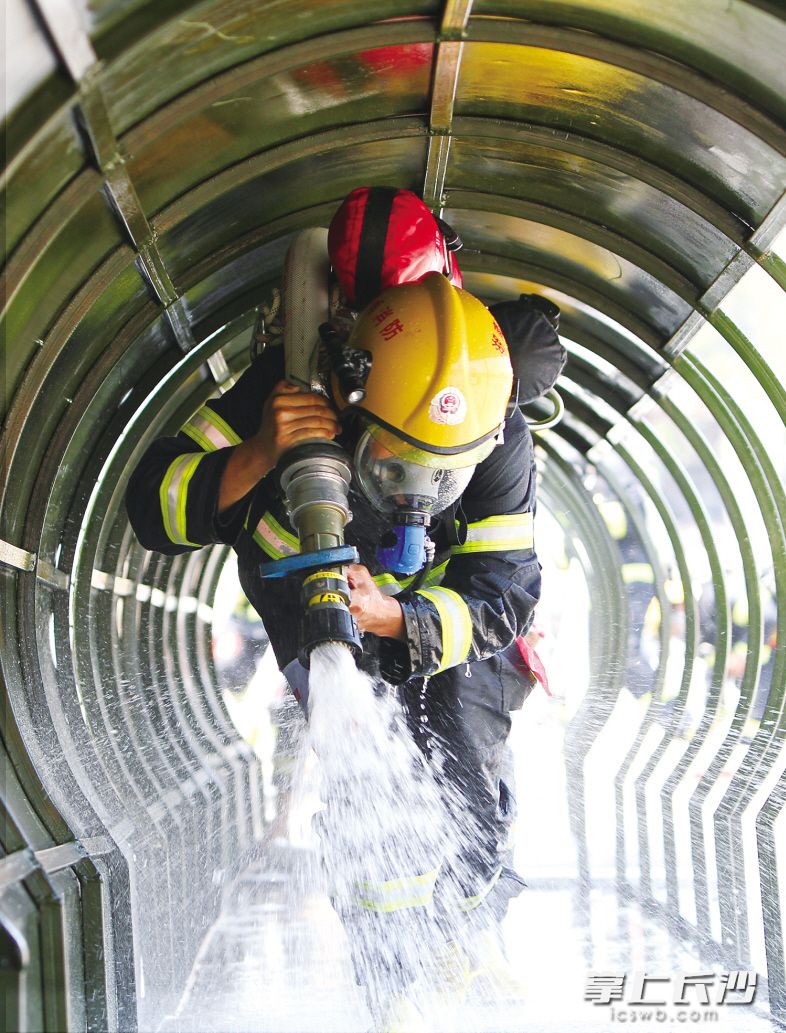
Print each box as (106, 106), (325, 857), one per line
(327, 186), (462, 310)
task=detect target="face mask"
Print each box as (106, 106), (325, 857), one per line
(354, 429), (475, 574)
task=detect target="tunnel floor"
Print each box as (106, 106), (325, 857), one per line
(156, 694), (780, 1033)
(157, 848), (778, 1033)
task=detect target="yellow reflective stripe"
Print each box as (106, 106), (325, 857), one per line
(415, 587), (472, 673)
(373, 572), (409, 596)
(372, 561), (449, 596)
(159, 453), (206, 547)
(457, 866), (502, 912)
(621, 562), (654, 584)
(423, 561), (449, 587)
(181, 405), (242, 452)
(451, 512), (534, 555)
(355, 866), (439, 913)
(742, 716), (761, 740)
(252, 511), (300, 559)
(732, 596), (749, 626)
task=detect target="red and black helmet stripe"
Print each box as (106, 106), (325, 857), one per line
(328, 185), (463, 310)
(354, 187), (397, 311)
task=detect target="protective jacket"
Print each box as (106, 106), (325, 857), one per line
(126, 343), (541, 703)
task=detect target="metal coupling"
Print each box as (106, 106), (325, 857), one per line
(278, 441), (353, 554)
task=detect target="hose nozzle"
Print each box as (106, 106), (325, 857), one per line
(298, 567), (360, 667)
(268, 440), (362, 666)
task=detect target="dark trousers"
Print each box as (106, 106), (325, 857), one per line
(400, 649), (529, 919)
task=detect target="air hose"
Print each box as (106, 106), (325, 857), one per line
(259, 229), (362, 667)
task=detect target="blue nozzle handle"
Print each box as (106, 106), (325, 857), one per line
(260, 545), (360, 579)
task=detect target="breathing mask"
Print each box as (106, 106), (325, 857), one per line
(353, 427), (477, 574)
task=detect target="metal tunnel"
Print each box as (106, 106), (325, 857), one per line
(2, 1), (785, 1030)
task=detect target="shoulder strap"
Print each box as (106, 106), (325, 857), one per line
(442, 501), (468, 547)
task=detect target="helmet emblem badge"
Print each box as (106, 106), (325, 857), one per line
(429, 387), (467, 425)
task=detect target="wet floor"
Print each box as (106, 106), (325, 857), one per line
(158, 839), (777, 1033)
(160, 653), (780, 1033)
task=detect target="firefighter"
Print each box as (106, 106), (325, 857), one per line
(127, 271), (542, 1027)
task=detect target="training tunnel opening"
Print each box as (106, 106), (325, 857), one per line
(2, 1), (785, 1029)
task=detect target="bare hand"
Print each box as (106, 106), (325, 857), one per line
(347, 564), (405, 640)
(252, 380), (340, 469)
(218, 381), (339, 512)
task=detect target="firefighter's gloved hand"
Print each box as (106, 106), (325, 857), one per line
(347, 564), (405, 640)
(254, 380), (340, 469)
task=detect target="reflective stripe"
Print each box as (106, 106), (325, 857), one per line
(415, 586), (473, 673)
(457, 866), (502, 912)
(732, 597), (749, 626)
(372, 561), (449, 596)
(621, 562), (654, 585)
(159, 453), (206, 547)
(422, 562), (448, 588)
(181, 405), (242, 452)
(451, 512), (534, 555)
(355, 866), (439, 913)
(253, 511), (300, 560)
(373, 572), (409, 595)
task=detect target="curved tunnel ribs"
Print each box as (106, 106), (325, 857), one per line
(1, 0), (785, 1029)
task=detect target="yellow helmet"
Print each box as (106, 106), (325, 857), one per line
(333, 273), (513, 468)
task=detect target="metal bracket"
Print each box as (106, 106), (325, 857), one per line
(423, 1), (474, 212)
(31, 0), (96, 83)
(36, 560), (70, 591)
(0, 849), (38, 889)
(33, 0), (205, 362)
(749, 187), (786, 254)
(663, 311), (706, 359)
(0, 539), (36, 572)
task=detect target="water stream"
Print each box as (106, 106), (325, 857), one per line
(306, 641), (471, 1027)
